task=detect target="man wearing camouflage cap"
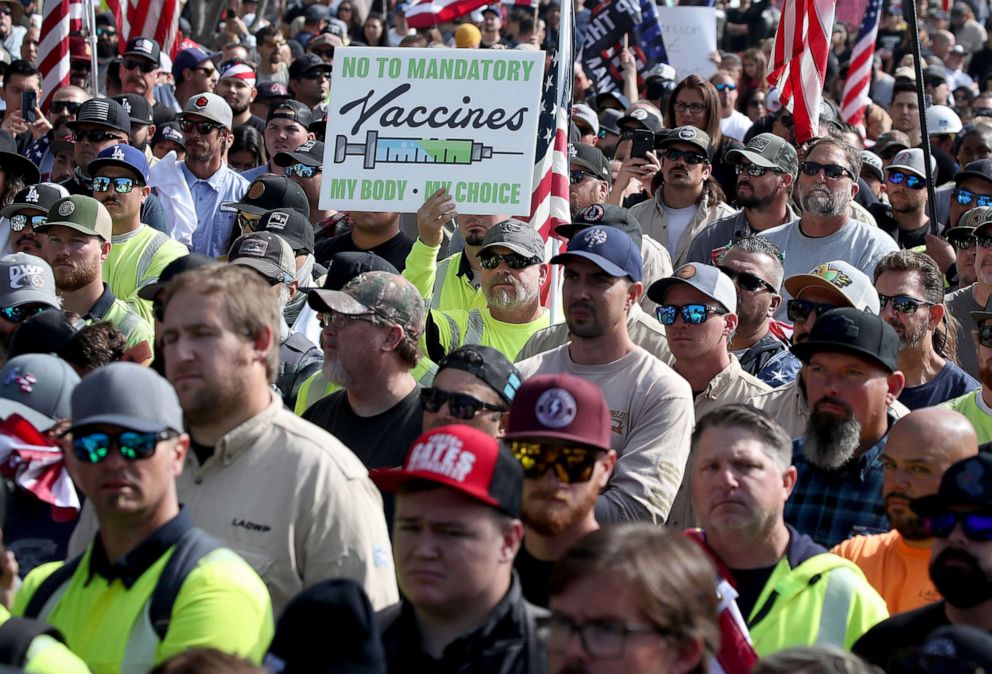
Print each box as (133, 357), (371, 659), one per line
(685, 133), (800, 265)
(303, 270), (427, 469)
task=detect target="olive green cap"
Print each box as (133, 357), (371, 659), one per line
(36, 195), (112, 242)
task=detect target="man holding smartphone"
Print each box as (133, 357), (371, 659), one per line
(0, 60), (49, 153)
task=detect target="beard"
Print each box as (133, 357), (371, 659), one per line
(802, 397), (862, 470)
(523, 483), (598, 536)
(889, 316), (928, 349)
(229, 100), (249, 116)
(53, 256), (100, 292)
(97, 42), (116, 59)
(930, 546), (992, 608)
(885, 493), (930, 540)
(322, 356), (352, 388)
(565, 301), (608, 339)
(802, 186), (850, 216)
(464, 230), (486, 246)
(485, 274), (537, 310)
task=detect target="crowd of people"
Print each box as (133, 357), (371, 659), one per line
(0, 0), (988, 672)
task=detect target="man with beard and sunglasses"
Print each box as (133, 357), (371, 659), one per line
(853, 454), (992, 668)
(0, 183), (67, 257)
(517, 226), (693, 525)
(504, 373), (616, 607)
(785, 308), (906, 547)
(833, 407), (978, 614)
(946, 199), (992, 379)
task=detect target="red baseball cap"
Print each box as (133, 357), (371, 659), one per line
(371, 425), (523, 518)
(504, 374), (612, 451)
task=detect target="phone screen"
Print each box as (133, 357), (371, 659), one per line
(21, 91), (36, 123)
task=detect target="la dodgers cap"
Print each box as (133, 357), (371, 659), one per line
(0, 183), (69, 219)
(88, 144), (150, 183)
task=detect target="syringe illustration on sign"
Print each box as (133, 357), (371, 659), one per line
(335, 130), (523, 169)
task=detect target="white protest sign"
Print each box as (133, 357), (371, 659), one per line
(656, 7), (717, 82)
(321, 47), (544, 215)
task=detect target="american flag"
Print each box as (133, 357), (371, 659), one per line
(406, 0), (492, 28)
(502, 0), (539, 8)
(107, 0), (181, 58)
(37, 0), (77, 112)
(766, 0), (835, 143)
(841, 0), (882, 125)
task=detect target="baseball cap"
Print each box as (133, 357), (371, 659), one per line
(274, 139), (324, 168)
(874, 130), (911, 156)
(924, 65), (948, 84)
(150, 122), (185, 150)
(955, 159), (992, 186)
(267, 99), (313, 129)
(289, 53), (333, 80)
(308, 271), (426, 340)
(617, 108), (663, 134)
(645, 63), (676, 82)
(0, 254), (58, 309)
(0, 133), (38, 186)
(554, 204), (643, 253)
(599, 108), (622, 136)
(790, 307), (900, 372)
(477, 219), (546, 260)
(36, 195), (112, 242)
(303, 3), (331, 21)
(783, 261), (880, 313)
(887, 148), (936, 179)
(860, 151), (884, 181)
(571, 103), (599, 136)
(437, 345), (522, 406)
(551, 224), (642, 282)
(504, 373), (611, 451)
(172, 46), (214, 79)
(962, 206), (992, 232)
(912, 454), (992, 515)
(256, 82), (291, 101)
(228, 231), (295, 282)
(69, 361), (183, 434)
(370, 425), (524, 518)
(0, 354), (80, 431)
(319, 252), (399, 293)
(569, 143), (611, 184)
(223, 175), (310, 218)
(659, 126), (713, 159)
(970, 291), (992, 326)
(123, 37), (161, 64)
(88, 144), (150, 183)
(218, 60), (257, 86)
(182, 93), (233, 130)
(7, 310), (83, 361)
(137, 253), (217, 301)
(893, 66), (916, 80)
(482, 4), (500, 14)
(895, 625), (992, 674)
(595, 91), (630, 111)
(68, 36), (91, 62)
(112, 94), (154, 126)
(259, 208), (314, 255)
(725, 132), (798, 176)
(68, 98), (131, 135)
(647, 263), (737, 313)
(0, 183), (69, 219)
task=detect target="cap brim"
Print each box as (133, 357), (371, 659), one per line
(570, 158), (605, 178)
(273, 151), (321, 168)
(909, 493), (985, 515)
(970, 310), (992, 325)
(35, 220), (104, 240)
(0, 154), (40, 185)
(230, 258), (286, 281)
(549, 251), (628, 277)
(307, 288), (370, 315)
(887, 163), (925, 178)
(221, 201), (268, 216)
(782, 275), (855, 307)
(554, 224), (585, 239)
(137, 282), (165, 302)
(790, 340), (895, 372)
(0, 399), (57, 431)
(477, 241), (542, 258)
(725, 148), (778, 168)
(69, 413), (171, 434)
(369, 467), (501, 509)
(646, 276), (718, 306)
(0, 201), (47, 218)
(87, 158), (146, 182)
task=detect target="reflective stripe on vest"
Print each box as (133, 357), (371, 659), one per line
(465, 310), (484, 346)
(814, 567), (857, 648)
(440, 312), (462, 352)
(135, 231), (170, 285)
(430, 257), (454, 311)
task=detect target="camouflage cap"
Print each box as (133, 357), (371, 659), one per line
(35, 195), (112, 242)
(725, 133), (799, 177)
(308, 270), (426, 339)
(957, 205), (992, 231)
(477, 219), (546, 260)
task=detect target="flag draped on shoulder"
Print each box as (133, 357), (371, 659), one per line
(841, 0), (882, 125)
(581, 0), (668, 96)
(766, 0), (836, 142)
(107, 0), (181, 57)
(38, 0), (75, 112)
(406, 0), (492, 28)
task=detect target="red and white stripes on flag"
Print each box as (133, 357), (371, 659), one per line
(107, 0), (181, 58)
(841, 0), (882, 125)
(406, 0), (491, 28)
(37, 0), (76, 112)
(766, 0), (836, 143)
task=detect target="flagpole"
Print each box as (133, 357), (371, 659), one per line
(905, 0), (940, 234)
(85, 0), (98, 95)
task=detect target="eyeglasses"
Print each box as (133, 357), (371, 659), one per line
(979, 323), (992, 348)
(285, 163), (321, 178)
(72, 129), (125, 143)
(717, 265), (776, 293)
(878, 293), (932, 314)
(419, 387), (506, 420)
(924, 510), (992, 541)
(8, 214), (46, 232)
(735, 162), (780, 177)
(954, 187), (992, 208)
(122, 58), (157, 73)
(786, 298), (837, 323)
(950, 235), (977, 251)
(311, 48), (335, 58)
(179, 119), (223, 135)
(72, 429), (178, 464)
(800, 161), (855, 180)
(663, 148), (707, 165)
(51, 101), (81, 115)
(887, 171), (926, 190)
(302, 70), (332, 80)
(91, 176), (138, 193)
(317, 311), (383, 329)
(714, 82), (737, 91)
(656, 303), (727, 326)
(548, 613), (662, 659)
(569, 169), (598, 184)
(673, 101), (706, 114)
(479, 252), (541, 270)
(0, 304), (48, 323)
(97, 27), (117, 37)
(509, 441), (605, 484)
(0, 7), (12, 16)
(237, 212), (261, 233)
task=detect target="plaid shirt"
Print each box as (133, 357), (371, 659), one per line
(784, 434), (890, 549)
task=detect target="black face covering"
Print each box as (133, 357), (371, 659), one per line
(97, 42), (117, 59)
(930, 547), (992, 609)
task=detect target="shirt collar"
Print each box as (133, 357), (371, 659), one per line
(86, 509), (193, 588)
(455, 250), (477, 282)
(695, 356), (741, 401)
(86, 283), (117, 321)
(181, 161), (231, 190)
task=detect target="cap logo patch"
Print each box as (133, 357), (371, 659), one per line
(568, 143), (577, 158)
(811, 263), (852, 288)
(678, 127), (697, 140)
(298, 140), (316, 153)
(582, 228), (608, 246)
(956, 460), (985, 496)
(247, 181), (266, 200)
(921, 637), (956, 658)
(535, 388), (577, 428)
(193, 96), (210, 110)
(111, 146), (126, 161)
(675, 264), (697, 279)
(579, 204), (604, 223)
(24, 187), (39, 204)
(3, 368), (35, 393)
(894, 150), (913, 165)
(631, 109), (647, 120)
(749, 136), (770, 151)
(164, 128), (182, 141)
(57, 201), (74, 217)
(406, 433), (476, 482)
(267, 211), (289, 230)
(835, 315), (860, 339)
(239, 238), (269, 257)
(9, 264), (45, 289)
(121, 99), (131, 114)
(134, 39), (154, 54)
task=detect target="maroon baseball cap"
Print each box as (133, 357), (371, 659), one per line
(371, 425), (523, 518)
(504, 373), (611, 451)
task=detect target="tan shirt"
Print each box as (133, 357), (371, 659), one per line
(517, 344), (694, 524)
(640, 234), (673, 317)
(629, 191), (737, 267)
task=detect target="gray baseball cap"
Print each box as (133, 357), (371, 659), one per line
(783, 260), (880, 314)
(887, 148), (937, 179)
(228, 231), (295, 282)
(477, 219), (546, 260)
(860, 151), (884, 181)
(0, 253), (59, 310)
(726, 133), (799, 176)
(0, 354), (80, 430)
(70, 361), (184, 433)
(646, 263), (738, 313)
(182, 92), (233, 130)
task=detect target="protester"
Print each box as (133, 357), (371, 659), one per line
(0, 183), (66, 256)
(242, 100), (314, 182)
(422, 345), (520, 436)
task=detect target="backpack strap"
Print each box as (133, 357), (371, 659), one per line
(149, 527), (223, 641)
(0, 616), (65, 666)
(22, 555), (83, 621)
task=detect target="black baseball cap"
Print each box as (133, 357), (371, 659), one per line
(319, 251), (398, 293)
(617, 108), (663, 133)
(912, 455), (992, 515)
(555, 203), (643, 250)
(112, 94), (153, 126)
(151, 122), (185, 150)
(267, 99), (313, 129)
(437, 345), (522, 406)
(137, 253), (217, 301)
(68, 98), (131, 135)
(790, 307), (900, 373)
(223, 175), (311, 218)
(0, 184), (66, 218)
(289, 54), (333, 80)
(570, 143), (611, 183)
(260, 208), (314, 255)
(256, 82), (291, 101)
(599, 108), (622, 136)
(955, 159), (992, 186)
(274, 139), (324, 168)
(123, 37), (161, 64)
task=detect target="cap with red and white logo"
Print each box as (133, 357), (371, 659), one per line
(371, 425), (524, 517)
(181, 92), (233, 130)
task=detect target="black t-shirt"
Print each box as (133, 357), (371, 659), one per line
(515, 543), (555, 608)
(237, 114), (266, 136)
(314, 230), (415, 273)
(852, 601), (950, 670)
(729, 565), (777, 621)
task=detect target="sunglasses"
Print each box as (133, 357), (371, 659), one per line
(714, 82), (737, 91)
(479, 252), (541, 270)
(800, 161), (855, 180)
(9, 214), (46, 232)
(51, 101), (81, 115)
(980, 323), (992, 348)
(663, 148), (707, 165)
(311, 48), (335, 58)
(0, 304), (48, 323)
(887, 171), (926, 190)
(122, 58), (157, 73)
(950, 235), (977, 250)
(978, 235), (992, 248)
(285, 163), (321, 178)
(237, 212), (261, 233)
(717, 265), (775, 293)
(735, 162), (780, 177)
(419, 387), (506, 420)
(673, 101), (706, 114)
(97, 27), (117, 37)
(91, 176), (138, 194)
(72, 429), (178, 464)
(72, 129), (125, 143)
(786, 298), (837, 323)
(954, 187), (992, 208)
(656, 303), (727, 326)
(302, 71), (332, 80)
(925, 510), (992, 541)
(569, 169), (598, 184)
(879, 293), (932, 314)
(179, 119), (223, 135)
(509, 441), (604, 484)
(0, 7), (11, 16)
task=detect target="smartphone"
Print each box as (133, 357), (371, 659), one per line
(21, 90), (36, 123)
(224, 8), (236, 20)
(628, 129), (654, 159)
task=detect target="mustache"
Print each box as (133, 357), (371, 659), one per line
(812, 395), (854, 418)
(567, 301), (595, 313)
(934, 546), (980, 569)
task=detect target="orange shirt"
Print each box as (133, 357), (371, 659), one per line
(831, 529), (941, 615)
